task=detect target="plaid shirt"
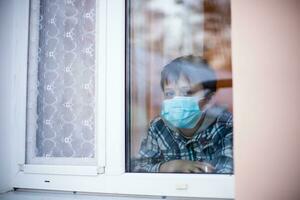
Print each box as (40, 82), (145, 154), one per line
(133, 107), (233, 173)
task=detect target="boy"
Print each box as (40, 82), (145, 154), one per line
(134, 55), (233, 173)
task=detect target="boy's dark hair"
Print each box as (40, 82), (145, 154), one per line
(160, 55), (217, 95)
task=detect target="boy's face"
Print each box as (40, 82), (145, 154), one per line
(163, 74), (207, 108)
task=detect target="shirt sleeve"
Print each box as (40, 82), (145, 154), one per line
(133, 121), (165, 173)
(213, 112), (234, 173)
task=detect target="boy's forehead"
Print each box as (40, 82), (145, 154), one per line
(164, 75), (189, 87)
(177, 76), (191, 86)
(163, 75), (203, 90)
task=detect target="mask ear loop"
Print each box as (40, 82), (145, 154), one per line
(195, 95), (205, 102)
(198, 90), (216, 113)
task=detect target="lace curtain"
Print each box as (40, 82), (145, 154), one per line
(26, 0), (96, 165)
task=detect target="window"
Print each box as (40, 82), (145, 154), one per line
(26, 0), (97, 166)
(126, 0), (233, 174)
(19, 0), (106, 176)
(13, 0), (233, 198)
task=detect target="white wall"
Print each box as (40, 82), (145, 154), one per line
(0, 0), (15, 193)
(232, 0), (300, 199)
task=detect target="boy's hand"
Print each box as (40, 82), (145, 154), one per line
(159, 160), (215, 173)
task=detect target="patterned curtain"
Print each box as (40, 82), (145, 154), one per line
(26, 0), (96, 165)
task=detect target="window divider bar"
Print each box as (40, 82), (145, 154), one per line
(105, 0), (126, 175)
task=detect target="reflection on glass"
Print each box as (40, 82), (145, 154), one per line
(127, 0), (233, 174)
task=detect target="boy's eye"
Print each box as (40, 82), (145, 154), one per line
(180, 90), (188, 96)
(164, 91), (175, 98)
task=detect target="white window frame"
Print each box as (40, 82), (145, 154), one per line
(12, 0), (234, 199)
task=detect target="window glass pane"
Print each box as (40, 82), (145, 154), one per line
(126, 0), (233, 174)
(26, 0), (96, 165)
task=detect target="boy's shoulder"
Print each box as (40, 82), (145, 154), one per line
(216, 109), (232, 120)
(215, 109), (233, 128)
(204, 106), (233, 129)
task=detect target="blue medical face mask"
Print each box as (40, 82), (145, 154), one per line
(161, 96), (202, 129)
